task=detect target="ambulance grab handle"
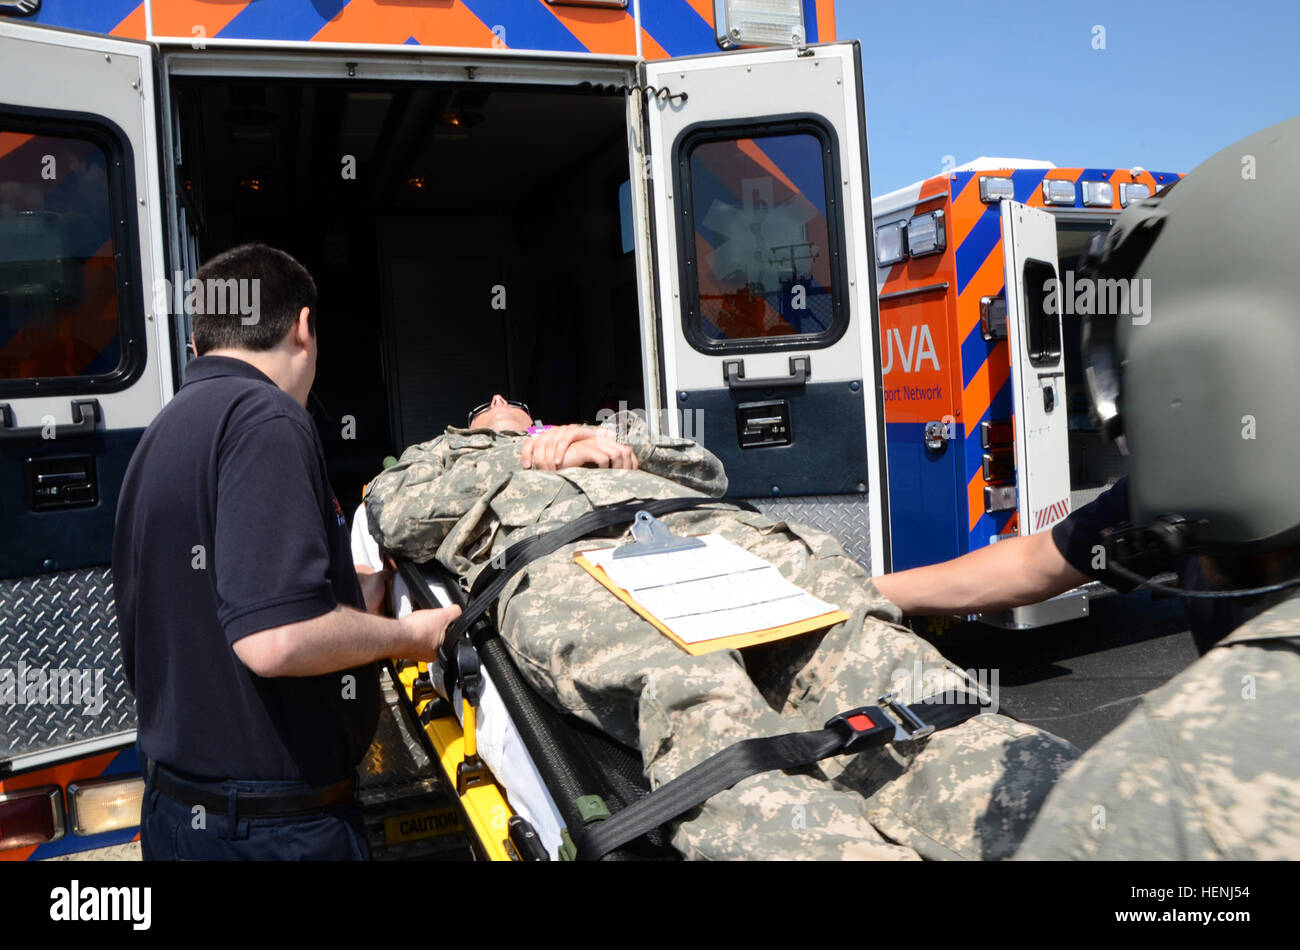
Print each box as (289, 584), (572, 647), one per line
(723, 357), (810, 391)
(0, 399), (99, 442)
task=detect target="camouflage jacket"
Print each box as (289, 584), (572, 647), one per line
(1017, 592), (1300, 859)
(364, 413), (728, 582)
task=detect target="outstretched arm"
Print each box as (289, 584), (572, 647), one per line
(873, 530), (1089, 615)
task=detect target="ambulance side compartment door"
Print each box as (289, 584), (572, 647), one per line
(642, 41), (889, 571)
(999, 200), (1070, 536)
(0, 20), (169, 581)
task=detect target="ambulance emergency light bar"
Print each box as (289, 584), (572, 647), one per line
(715, 0), (807, 49)
(1120, 182), (1151, 206)
(907, 210), (945, 256)
(1042, 179), (1077, 206)
(875, 211), (946, 266)
(1082, 181), (1114, 207)
(876, 221), (907, 266)
(979, 177), (1015, 202)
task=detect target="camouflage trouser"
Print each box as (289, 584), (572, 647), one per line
(497, 508), (1080, 860)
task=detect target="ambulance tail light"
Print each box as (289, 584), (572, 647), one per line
(1042, 179), (1077, 206)
(715, 0), (806, 49)
(979, 176), (1015, 203)
(875, 221), (908, 266)
(0, 786), (64, 851)
(907, 210), (945, 257)
(1081, 181), (1114, 207)
(980, 295), (1008, 341)
(68, 777), (144, 836)
(1119, 182), (1151, 207)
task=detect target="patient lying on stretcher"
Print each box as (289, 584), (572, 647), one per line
(361, 394), (1080, 860)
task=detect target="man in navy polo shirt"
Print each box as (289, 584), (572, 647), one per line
(113, 243), (459, 860)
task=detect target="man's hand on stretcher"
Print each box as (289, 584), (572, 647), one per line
(520, 424), (639, 472)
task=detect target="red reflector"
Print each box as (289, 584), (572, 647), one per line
(846, 714), (873, 732)
(0, 786), (62, 851)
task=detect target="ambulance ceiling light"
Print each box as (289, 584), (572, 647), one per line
(907, 210), (946, 257)
(715, 0), (806, 49)
(979, 176), (1015, 203)
(1119, 182), (1151, 207)
(1042, 179), (1077, 206)
(875, 221), (908, 267)
(1081, 181), (1114, 207)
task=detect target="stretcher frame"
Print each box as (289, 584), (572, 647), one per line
(390, 558), (677, 862)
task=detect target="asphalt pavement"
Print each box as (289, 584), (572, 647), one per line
(920, 590), (1200, 751)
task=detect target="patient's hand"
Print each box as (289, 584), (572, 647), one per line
(520, 423), (638, 471)
(558, 437), (638, 470)
(521, 424), (595, 470)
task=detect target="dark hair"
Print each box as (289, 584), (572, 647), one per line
(190, 243), (317, 355)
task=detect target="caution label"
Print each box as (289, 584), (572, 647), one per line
(383, 806), (463, 844)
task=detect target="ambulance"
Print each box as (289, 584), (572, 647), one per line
(872, 159), (1180, 628)
(0, 0), (893, 859)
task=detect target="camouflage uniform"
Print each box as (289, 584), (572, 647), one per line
(367, 414), (1078, 860)
(1017, 593), (1300, 860)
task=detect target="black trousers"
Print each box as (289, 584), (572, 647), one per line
(138, 753), (371, 861)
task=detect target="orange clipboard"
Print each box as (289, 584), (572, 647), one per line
(573, 549), (850, 657)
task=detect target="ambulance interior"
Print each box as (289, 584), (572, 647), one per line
(1054, 219), (1127, 510)
(169, 77), (641, 510)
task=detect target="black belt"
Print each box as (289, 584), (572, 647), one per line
(151, 764), (358, 818)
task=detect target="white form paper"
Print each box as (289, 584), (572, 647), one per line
(581, 534), (840, 644)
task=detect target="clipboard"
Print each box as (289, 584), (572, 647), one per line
(574, 512), (850, 656)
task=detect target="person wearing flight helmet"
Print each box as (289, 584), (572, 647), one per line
(1016, 115), (1300, 860)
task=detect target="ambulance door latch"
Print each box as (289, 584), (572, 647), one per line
(924, 421), (950, 452)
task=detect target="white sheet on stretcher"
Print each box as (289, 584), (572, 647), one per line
(350, 505), (566, 859)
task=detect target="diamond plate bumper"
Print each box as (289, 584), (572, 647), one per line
(1, 567), (136, 763)
(745, 494), (875, 571)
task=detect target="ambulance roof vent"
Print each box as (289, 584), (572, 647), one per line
(949, 157), (1057, 172)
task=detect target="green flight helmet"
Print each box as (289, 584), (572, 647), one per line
(1082, 114), (1300, 555)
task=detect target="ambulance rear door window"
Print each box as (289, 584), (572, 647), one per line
(676, 119), (848, 353)
(0, 113), (143, 393)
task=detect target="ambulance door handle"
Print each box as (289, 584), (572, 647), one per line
(0, 399), (99, 442)
(724, 357), (810, 391)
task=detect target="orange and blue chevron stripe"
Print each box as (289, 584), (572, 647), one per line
(12, 0), (834, 58)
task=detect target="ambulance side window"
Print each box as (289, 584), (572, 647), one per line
(1022, 258), (1062, 365)
(0, 111), (144, 394)
(675, 118), (848, 353)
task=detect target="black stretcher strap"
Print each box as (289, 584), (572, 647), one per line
(573, 695), (986, 861)
(445, 495), (740, 643)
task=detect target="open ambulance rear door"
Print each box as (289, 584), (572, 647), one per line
(638, 41), (890, 573)
(0, 19), (167, 779)
(999, 201), (1070, 538)
(989, 200), (1085, 626)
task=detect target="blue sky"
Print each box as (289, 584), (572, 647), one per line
(835, 0), (1300, 194)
